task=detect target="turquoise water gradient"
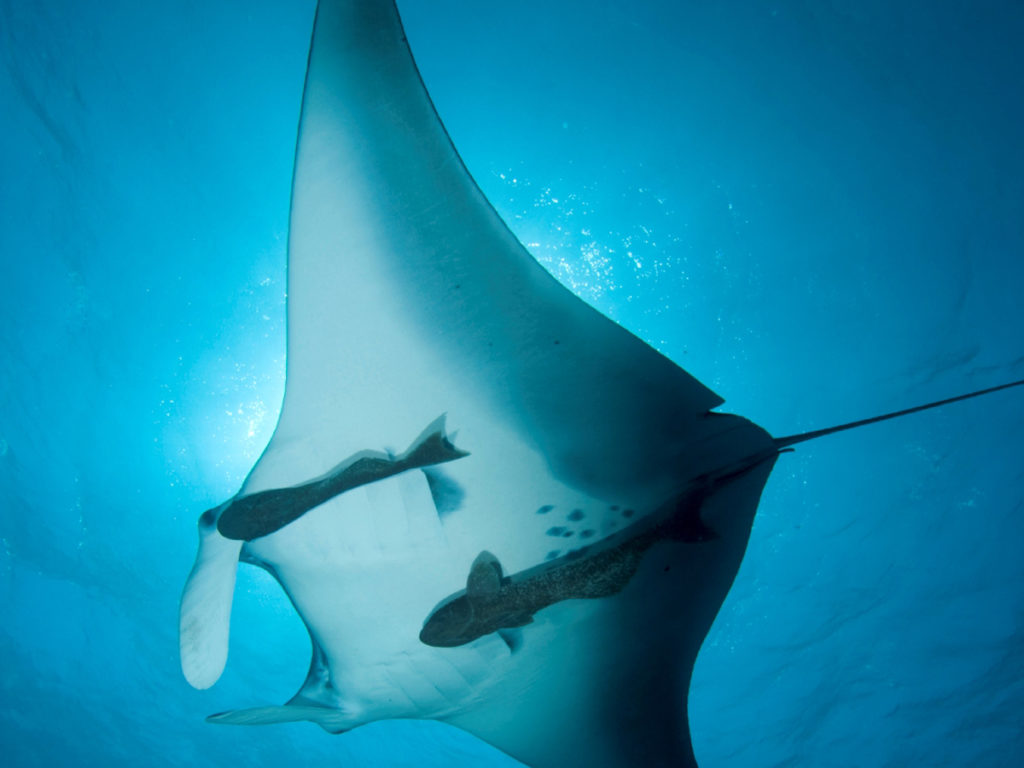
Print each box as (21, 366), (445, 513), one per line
(2, 1), (1022, 765)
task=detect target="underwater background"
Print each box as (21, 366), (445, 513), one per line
(2, 0), (1022, 765)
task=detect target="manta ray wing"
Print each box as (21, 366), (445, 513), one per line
(181, 1), (778, 766)
(268, 0), (724, 500)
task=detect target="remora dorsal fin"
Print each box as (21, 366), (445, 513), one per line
(466, 551), (503, 597)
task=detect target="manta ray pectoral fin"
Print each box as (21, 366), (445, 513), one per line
(466, 550), (504, 597)
(179, 506), (242, 689)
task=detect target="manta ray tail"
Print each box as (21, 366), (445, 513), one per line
(774, 378), (1024, 449)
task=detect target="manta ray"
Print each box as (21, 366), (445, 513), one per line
(178, 2), (1024, 766)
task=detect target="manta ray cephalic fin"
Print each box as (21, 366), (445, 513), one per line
(179, 506), (242, 689)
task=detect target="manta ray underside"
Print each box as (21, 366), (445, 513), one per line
(178, 2), (1024, 767)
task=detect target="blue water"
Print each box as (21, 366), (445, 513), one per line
(2, 1), (1022, 765)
